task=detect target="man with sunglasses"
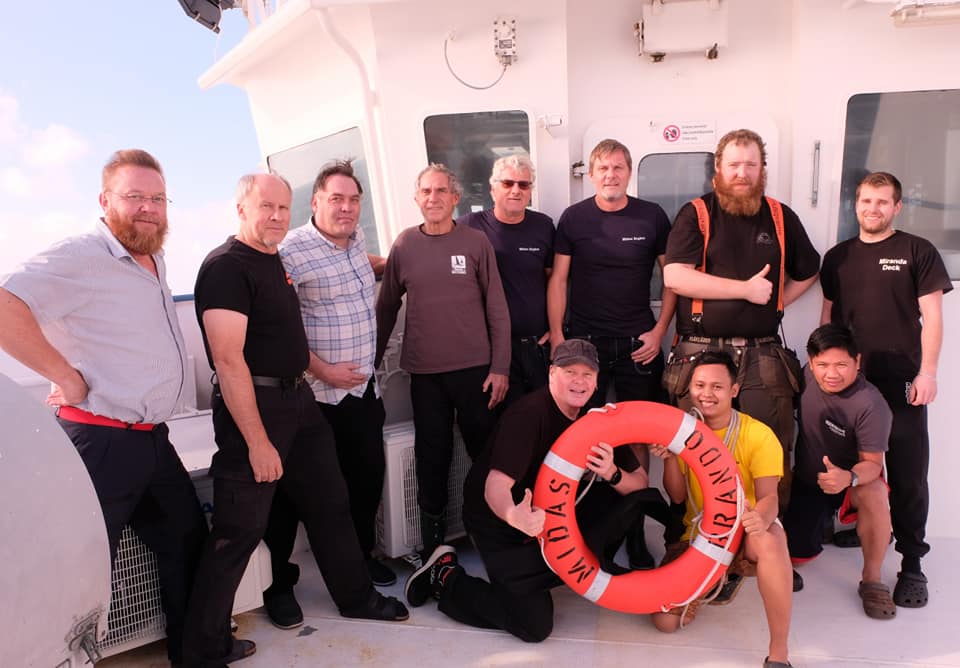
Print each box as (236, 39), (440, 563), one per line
(547, 137), (676, 569)
(461, 154), (555, 407)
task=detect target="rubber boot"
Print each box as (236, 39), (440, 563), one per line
(419, 509), (445, 560)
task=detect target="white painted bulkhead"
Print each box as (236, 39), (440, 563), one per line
(199, 0), (959, 539)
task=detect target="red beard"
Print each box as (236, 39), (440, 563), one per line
(105, 207), (168, 256)
(713, 170), (766, 217)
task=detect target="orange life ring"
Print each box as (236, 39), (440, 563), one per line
(533, 400), (745, 615)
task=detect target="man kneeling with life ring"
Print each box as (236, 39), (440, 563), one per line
(403, 339), (672, 642)
(651, 351), (794, 668)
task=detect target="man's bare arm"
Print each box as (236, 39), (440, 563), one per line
(203, 308), (282, 483)
(782, 273), (819, 307)
(546, 253), (571, 354)
(0, 288), (87, 404)
(663, 262), (773, 305)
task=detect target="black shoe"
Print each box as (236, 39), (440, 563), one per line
(793, 570), (804, 592)
(405, 545), (457, 607)
(172, 637), (256, 667)
(264, 589), (303, 629)
(367, 558), (397, 587)
(341, 591), (410, 621)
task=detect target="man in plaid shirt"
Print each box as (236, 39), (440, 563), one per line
(260, 160), (394, 630)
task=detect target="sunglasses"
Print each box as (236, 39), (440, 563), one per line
(497, 179), (532, 190)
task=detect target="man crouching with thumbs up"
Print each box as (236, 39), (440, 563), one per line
(783, 324), (895, 620)
(404, 339), (650, 641)
(651, 351), (794, 668)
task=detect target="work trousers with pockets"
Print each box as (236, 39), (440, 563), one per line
(57, 420), (208, 664)
(671, 339), (797, 503)
(409, 365), (497, 515)
(181, 383), (373, 667)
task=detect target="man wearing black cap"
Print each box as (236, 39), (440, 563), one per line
(402, 339), (652, 642)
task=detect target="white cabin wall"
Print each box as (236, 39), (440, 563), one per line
(369, 0), (571, 239)
(564, 0), (795, 201)
(787, 0), (960, 539)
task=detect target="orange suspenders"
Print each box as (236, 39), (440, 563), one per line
(689, 196), (786, 326)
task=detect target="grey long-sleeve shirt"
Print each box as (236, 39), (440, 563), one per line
(376, 223), (511, 376)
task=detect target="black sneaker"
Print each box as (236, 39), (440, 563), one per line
(405, 545), (456, 607)
(367, 558), (397, 587)
(264, 589), (304, 629)
(793, 570), (804, 592)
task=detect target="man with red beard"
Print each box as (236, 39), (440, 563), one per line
(0, 149), (208, 666)
(663, 129), (820, 513)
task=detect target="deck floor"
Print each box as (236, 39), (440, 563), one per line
(101, 534), (960, 667)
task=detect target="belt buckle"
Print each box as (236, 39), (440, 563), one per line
(728, 337), (748, 347)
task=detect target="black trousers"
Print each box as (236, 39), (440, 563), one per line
(871, 376), (930, 559)
(441, 487), (668, 642)
(57, 420), (207, 664)
(409, 365), (497, 515)
(263, 379), (387, 588)
(502, 336), (550, 408)
(182, 384), (373, 667)
(571, 334), (667, 408)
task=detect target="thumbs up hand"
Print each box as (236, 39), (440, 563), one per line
(741, 499), (770, 536)
(817, 456), (852, 494)
(743, 263), (774, 305)
(505, 488), (546, 537)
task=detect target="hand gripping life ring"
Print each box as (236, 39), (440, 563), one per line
(533, 401), (745, 615)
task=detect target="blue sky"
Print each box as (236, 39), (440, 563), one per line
(0, 2), (262, 293)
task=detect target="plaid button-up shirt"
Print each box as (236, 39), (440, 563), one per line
(280, 220), (378, 405)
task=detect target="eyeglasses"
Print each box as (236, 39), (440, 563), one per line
(496, 179), (532, 190)
(107, 192), (172, 206)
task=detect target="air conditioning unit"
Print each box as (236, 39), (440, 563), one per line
(376, 421), (472, 559)
(97, 417), (272, 658)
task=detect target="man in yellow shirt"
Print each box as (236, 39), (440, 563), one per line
(651, 351), (793, 668)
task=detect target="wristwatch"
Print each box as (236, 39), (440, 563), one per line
(609, 467), (623, 486)
(849, 469), (859, 488)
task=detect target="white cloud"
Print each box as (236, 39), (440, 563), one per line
(0, 167), (30, 196)
(0, 91), (22, 145)
(22, 124), (90, 168)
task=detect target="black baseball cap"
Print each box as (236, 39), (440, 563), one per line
(552, 339), (599, 372)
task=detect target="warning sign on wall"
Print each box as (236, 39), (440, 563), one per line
(659, 122), (716, 146)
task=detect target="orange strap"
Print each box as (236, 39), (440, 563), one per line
(690, 196), (785, 326)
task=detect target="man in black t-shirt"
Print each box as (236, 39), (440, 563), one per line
(461, 154), (555, 406)
(664, 129), (820, 502)
(548, 138), (676, 568)
(820, 171), (952, 608)
(783, 325), (895, 620)
(402, 339), (655, 642)
(181, 173), (407, 667)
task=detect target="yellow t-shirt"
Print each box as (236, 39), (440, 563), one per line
(678, 412), (783, 541)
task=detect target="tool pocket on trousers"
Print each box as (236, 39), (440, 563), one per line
(662, 351), (702, 397)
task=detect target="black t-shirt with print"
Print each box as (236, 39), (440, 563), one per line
(461, 209), (555, 338)
(666, 192), (820, 338)
(555, 196), (671, 337)
(821, 231), (952, 380)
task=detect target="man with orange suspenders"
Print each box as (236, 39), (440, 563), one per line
(663, 129), (820, 510)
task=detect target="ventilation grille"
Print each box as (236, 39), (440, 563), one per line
(376, 421), (471, 558)
(97, 527), (166, 656)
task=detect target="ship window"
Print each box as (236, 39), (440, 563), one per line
(266, 127), (381, 254)
(423, 111), (530, 218)
(840, 90), (960, 279)
(636, 151), (716, 298)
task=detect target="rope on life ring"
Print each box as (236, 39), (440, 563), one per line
(533, 400), (745, 615)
